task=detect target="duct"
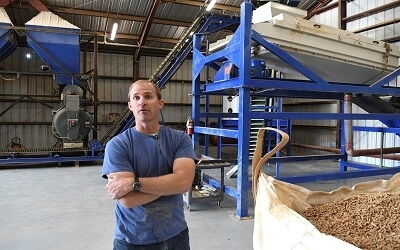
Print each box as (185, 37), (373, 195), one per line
(25, 11), (81, 86)
(0, 7), (17, 62)
(344, 94), (400, 157)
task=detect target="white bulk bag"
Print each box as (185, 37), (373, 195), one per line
(252, 128), (400, 249)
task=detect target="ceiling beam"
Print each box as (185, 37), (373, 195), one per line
(82, 32), (179, 44)
(3, 24), (180, 44)
(83, 42), (173, 57)
(162, 0), (240, 12)
(134, 0), (160, 61)
(0, 0), (17, 7)
(27, 0), (48, 12)
(50, 6), (191, 27)
(8, 2), (192, 27)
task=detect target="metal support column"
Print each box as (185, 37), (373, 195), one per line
(236, 87), (251, 218)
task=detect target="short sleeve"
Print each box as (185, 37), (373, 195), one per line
(174, 132), (198, 162)
(101, 136), (134, 179)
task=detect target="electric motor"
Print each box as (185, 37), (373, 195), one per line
(52, 107), (93, 142)
(52, 85), (93, 147)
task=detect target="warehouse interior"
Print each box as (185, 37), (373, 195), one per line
(1, 0), (400, 249)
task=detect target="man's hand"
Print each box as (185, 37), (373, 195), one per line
(106, 172), (135, 200)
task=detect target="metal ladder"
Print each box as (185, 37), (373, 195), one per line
(249, 97), (283, 158)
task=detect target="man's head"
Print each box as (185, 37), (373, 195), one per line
(128, 80), (164, 124)
(128, 80), (162, 100)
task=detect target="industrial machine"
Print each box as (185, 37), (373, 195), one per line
(191, 1), (400, 219)
(52, 84), (93, 149)
(26, 11), (96, 151)
(0, 10), (102, 165)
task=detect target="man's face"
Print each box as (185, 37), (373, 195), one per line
(128, 82), (164, 123)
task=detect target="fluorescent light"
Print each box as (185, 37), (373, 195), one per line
(206, 0), (218, 11)
(110, 23), (118, 40)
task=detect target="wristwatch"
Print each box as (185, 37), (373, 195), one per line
(132, 177), (141, 191)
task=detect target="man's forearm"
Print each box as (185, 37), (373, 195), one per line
(118, 191), (160, 209)
(139, 157), (195, 196)
(139, 174), (192, 196)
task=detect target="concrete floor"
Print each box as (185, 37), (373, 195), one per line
(0, 159), (395, 250)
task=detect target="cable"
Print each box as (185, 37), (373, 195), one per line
(0, 75), (15, 81)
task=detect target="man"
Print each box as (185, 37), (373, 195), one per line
(102, 79), (197, 249)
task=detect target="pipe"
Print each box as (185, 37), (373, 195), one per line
(370, 154), (400, 161)
(291, 143), (340, 154)
(344, 94), (400, 157)
(291, 143), (400, 161)
(93, 35), (98, 140)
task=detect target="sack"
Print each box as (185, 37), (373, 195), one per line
(251, 128), (400, 249)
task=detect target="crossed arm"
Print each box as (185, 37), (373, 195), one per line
(106, 157), (196, 209)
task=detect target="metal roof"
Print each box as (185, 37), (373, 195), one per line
(1, 0), (399, 58)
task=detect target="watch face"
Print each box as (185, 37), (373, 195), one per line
(133, 181), (141, 191)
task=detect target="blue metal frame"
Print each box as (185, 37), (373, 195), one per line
(0, 147), (103, 165)
(192, 1), (400, 218)
(0, 155), (103, 165)
(0, 28), (17, 62)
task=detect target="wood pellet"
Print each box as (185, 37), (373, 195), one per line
(300, 192), (400, 250)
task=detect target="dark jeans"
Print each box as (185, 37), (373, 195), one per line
(113, 227), (190, 250)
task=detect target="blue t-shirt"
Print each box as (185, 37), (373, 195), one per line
(102, 125), (198, 245)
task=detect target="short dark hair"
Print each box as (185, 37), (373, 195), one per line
(128, 79), (162, 100)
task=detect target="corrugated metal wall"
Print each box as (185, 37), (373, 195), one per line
(351, 105), (400, 167)
(83, 52), (221, 142)
(0, 47), (221, 149)
(283, 96), (339, 155)
(0, 48), (59, 148)
(348, 0), (400, 47)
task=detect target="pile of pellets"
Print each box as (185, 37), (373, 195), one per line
(300, 191), (400, 249)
